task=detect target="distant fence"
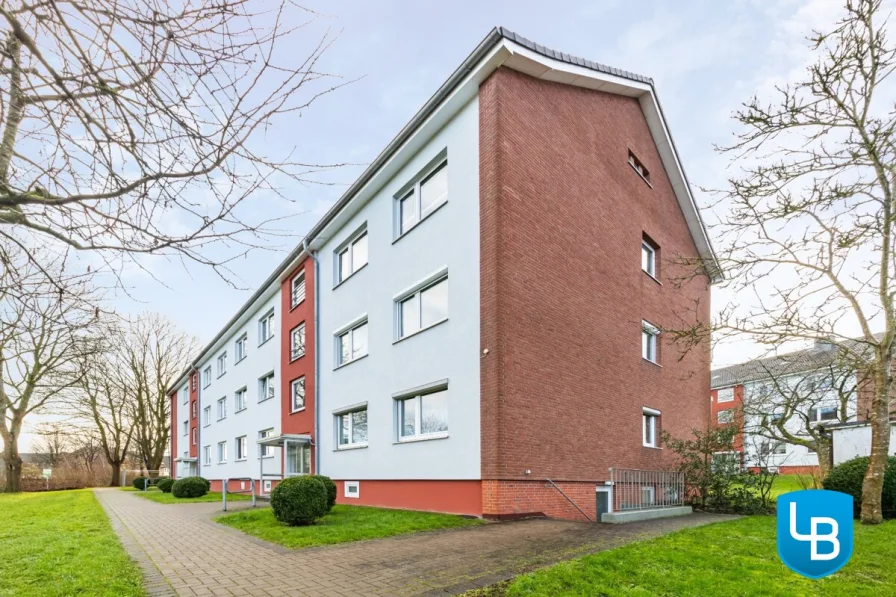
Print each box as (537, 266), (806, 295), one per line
(610, 468), (685, 511)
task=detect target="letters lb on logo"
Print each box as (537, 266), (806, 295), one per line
(777, 489), (854, 579)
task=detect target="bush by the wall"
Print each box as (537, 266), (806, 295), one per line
(271, 476), (328, 526)
(199, 477), (211, 492)
(156, 478), (175, 493)
(310, 475), (337, 511)
(822, 456), (896, 518)
(171, 476), (209, 499)
(132, 476), (148, 491)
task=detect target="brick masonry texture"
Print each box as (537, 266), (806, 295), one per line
(479, 68), (711, 517)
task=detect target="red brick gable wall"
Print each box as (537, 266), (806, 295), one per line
(711, 385), (744, 452)
(479, 68), (711, 491)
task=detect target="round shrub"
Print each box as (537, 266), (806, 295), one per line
(132, 476), (148, 491)
(197, 477), (211, 492)
(310, 475), (337, 511)
(822, 456), (896, 517)
(271, 476), (328, 526)
(156, 478), (175, 493)
(171, 476), (209, 499)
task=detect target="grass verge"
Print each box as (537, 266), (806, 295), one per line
(0, 490), (144, 597)
(122, 487), (250, 504)
(216, 504), (482, 549)
(468, 516), (896, 596)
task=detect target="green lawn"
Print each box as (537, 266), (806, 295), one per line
(0, 490), (144, 597)
(217, 504), (482, 548)
(122, 487), (250, 504)
(471, 516), (896, 597)
(771, 474), (820, 497)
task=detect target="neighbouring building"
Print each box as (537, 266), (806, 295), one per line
(167, 27), (720, 521)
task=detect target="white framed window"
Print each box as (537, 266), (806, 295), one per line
(717, 409), (734, 424)
(397, 276), (448, 339)
(182, 420), (188, 436)
(291, 272), (306, 308)
(642, 321), (659, 363)
(291, 322), (306, 361)
(259, 309), (275, 345)
(291, 377), (305, 412)
(202, 406), (211, 427)
(643, 408), (660, 448)
(717, 387), (735, 403)
(397, 160), (448, 236)
(191, 427), (197, 446)
(773, 442), (787, 455)
(641, 238), (657, 277)
(336, 229), (368, 284)
(259, 372), (275, 402)
(191, 373), (197, 391)
(286, 443), (311, 476)
(398, 388), (448, 441)
(234, 334), (247, 363)
(235, 436), (248, 461)
(217, 441), (227, 463)
(216, 352), (227, 378)
(628, 150), (651, 184)
(181, 386), (189, 405)
(202, 366), (211, 388)
(344, 481), (360, 499)
(259, 428), (274, 458)
(217, 396), (226, 420)
(203, 445), (211, 466)
(191, 401), (197, 419)
(336, 320), (368, 367)
(336, 408), (368, 448)
(235, 387), (247, 412)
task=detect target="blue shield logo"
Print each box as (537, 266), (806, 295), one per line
(777, 490), (853, 579)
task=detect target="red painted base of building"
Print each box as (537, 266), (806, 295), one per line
(333, 480), (483, 516)
(748, 465), (820, 476)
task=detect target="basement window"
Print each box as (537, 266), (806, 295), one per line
(628, 151), (651, 186)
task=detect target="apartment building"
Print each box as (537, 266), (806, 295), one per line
(711, 340), (862, 474)
(168, 27), (719, 520)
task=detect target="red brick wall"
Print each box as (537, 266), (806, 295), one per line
(280, 257), (315, 473)
(711, 385), (744, 452)
(478, 67), (711, 517)
(482, 480), (598, 521)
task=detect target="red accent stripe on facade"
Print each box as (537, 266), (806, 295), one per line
(169, 390), (178, 479)
(333, 480), (482, 515)
(189, 371), (199, 459)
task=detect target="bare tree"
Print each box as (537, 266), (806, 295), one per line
(742, 360), (858, 478)
(691, 0), (896, 523)
(0, 1), (348, 286)
(0, 256), (98, 492)
(32, 421), (71, 469)
(124, 314), (196, 476)
(71, 428), (104, 476)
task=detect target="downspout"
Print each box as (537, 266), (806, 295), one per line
(304, 238), (322, 476)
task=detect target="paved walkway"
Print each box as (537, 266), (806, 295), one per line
(96, 488), (734, 597)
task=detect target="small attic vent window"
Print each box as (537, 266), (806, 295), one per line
(628, 151), (651, 186)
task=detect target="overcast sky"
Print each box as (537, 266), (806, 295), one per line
(26, 0), (859, 451)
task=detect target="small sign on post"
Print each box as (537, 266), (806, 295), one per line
(42, 469), (51, 491)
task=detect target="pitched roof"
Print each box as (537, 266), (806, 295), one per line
(711, 338), (877, 389)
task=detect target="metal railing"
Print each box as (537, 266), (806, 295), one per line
(222, 477), (256, 511)
(609, 468), (684, 512)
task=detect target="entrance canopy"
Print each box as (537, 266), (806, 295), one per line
(257, 433), (312, 448)
(174, 457), (197, 463)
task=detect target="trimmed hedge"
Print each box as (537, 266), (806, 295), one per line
(310, 475), (337, 511)
(822, 456), (896, 518)
(156, 478), (175, 493)
(171, 476), (209, 499)
(131, 476), (147, 491)
(271, 476), (328, 526)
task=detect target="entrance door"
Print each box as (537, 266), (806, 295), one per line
(596, 487), (612, 522)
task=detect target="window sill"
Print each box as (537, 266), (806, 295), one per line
(217, 372), (226, 379)
(234, 356), (246, 366)
(217, 417), (226, 422)
(334, 353), (368, 371)
(203, 424), (210, 428)
(392, 201), (448, 245)
(393, 318), (448, 345)
(629, 162), (653, 188)
(218, 461), (227, 465)
(289, 298), (306, 312)
(290, 406), (306, 414)
(642, 444), (663, 450)
(335, 444), (368, 452)
(258, 336), (274, 348)
(235, 458), (247, 462)
(333, 262), (368, 291)
(258, 455), (275, 460)
(642, 358), (662, 368)
(642, 270), (662, 285)
(396, 432), (449, 444)
(290, 352), (306, 363)
(258, 397), (275, 404)
(235, 407), (247, 414)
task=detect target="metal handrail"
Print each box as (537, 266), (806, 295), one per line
(545, 479), (593, 522)
(222, 477), (256, 511)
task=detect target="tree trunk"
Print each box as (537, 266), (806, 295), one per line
(860, 375), (891, 524)
(3, 438), (22, 493)
(109, 461), (121, 487)
(815, 438), (833, 480)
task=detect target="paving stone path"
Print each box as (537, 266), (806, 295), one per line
(95, 488), (735, 597)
